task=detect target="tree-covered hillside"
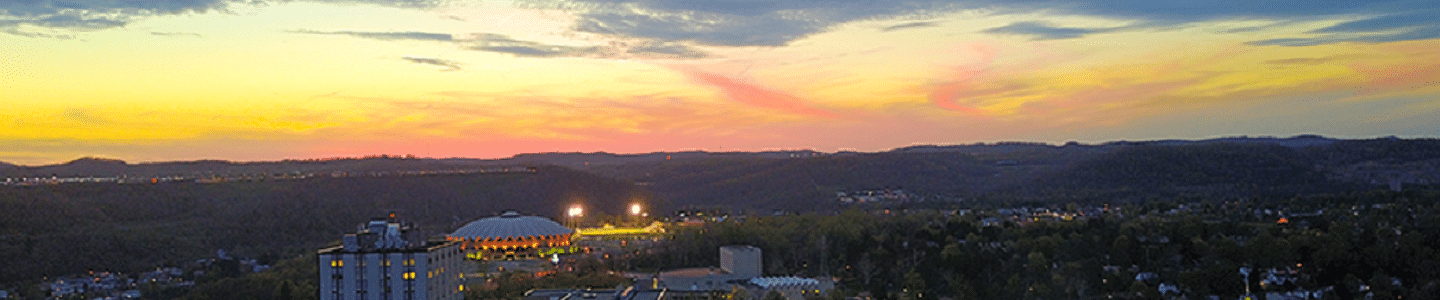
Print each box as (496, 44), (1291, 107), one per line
(593, 138), (1440, 210)
(0, 166), (649, 284)
(593, 152), (1000, 212)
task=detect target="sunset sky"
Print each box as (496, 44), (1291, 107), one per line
(3, 0), (1438, 165)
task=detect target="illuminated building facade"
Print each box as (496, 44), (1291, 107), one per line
(318, 217), (465, 300)
(447, 211), (576, 260)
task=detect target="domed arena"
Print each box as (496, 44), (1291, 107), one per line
(447, 211), (576, 260)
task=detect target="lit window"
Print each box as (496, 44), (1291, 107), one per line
(404, 259), (415, 266)
(403, 272), (415, 280)
(331, 260), (344, 267)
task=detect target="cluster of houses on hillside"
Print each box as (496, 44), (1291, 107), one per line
(836, 189), (911, 204)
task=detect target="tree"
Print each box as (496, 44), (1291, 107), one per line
(1110, 235), (1134, 267)
(764, 290), (786, 300)
(902, 270), (927, 300)
(728, 286), (752, 300)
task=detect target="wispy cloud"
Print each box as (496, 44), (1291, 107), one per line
(881, 21), (939, 32)
(682, 70), (838, 118)
(1310, 13), (1438, 33)
(1265, 57), (1333, 65)
(625, 41), (708, 59)
(544, 0), (950, 47)
(1246, 12), (1440, 46)
(533, 0), (1440, 47)
(983, 21), (1121, 40)
(151, 31), (203, 37)
(0, 0), (444, 37)
(465, 33), (707, 59)
(467, 33), (604, 57)
(1247, 30), (1440, 46)
(0, 0), (228, 37)
(1, 28), (75, 39)
(290, 30), (453, 41)
(401, 56), (462, 71)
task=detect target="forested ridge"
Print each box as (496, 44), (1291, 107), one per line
(626, 191), (1440, 299)
(592, 138), (1440, 210)
(0, 166), (649, 284)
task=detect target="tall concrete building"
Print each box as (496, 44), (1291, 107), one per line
(720, 245), (762, 279)
(318, 217), (465, 300)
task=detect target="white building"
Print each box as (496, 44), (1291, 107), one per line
(318, 217), (465, 300)
(656, 245), (833, 300)
(719, 245), (762, 279)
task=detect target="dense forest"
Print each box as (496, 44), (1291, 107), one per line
(591, 138), (1440, 210)
(625, 190), (1440, 299)
(591, 152), (1001, 212)
(0, 166), (650, 284)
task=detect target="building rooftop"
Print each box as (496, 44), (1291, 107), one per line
(659, 267), (728, 278)
(450, 211), (573, 240)
(749, 277), (820, 289)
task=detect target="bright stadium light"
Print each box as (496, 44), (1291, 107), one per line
(568, 205), (583, 217)
(630, 203), (643, 216)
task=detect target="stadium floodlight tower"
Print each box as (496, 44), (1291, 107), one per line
(567, 204), (583, 228)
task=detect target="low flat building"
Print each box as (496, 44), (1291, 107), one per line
(655, 245), (833, 300)
(523, 287), (662, 300)
(747, 276), (832, 300)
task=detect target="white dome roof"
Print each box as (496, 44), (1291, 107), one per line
(450, 211), (572, 240)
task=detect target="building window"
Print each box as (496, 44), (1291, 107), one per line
(331, 259), (344, 267)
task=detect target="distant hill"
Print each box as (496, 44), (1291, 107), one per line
(1014, 143), (1342, 200)
(586, 136), (1438, 210)
(4, 135), (1436, 211)
(0, 166), (649, 283)
(0, 151), (827, 179)
(0, 156), (489, 178)
(588, 152), (1003, 212)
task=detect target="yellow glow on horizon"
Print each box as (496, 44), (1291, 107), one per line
(3, 2), (1437, 165)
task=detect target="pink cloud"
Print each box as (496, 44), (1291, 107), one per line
(682, 70), (839, 118)
(1349, 62), (1440, 96)
(928, 44), (1003, 117)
